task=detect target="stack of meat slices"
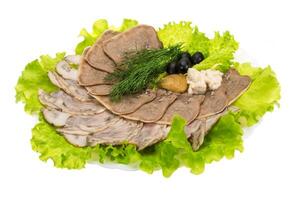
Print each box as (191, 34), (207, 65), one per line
(39, 25), (251, 151)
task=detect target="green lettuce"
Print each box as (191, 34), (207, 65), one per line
(15, 19), (280, 176)
(233, 63), (281, 126)
(158, 22), (210, 56)
(31, 116), (98, 169)
(194, 31), (239, 72)
(15, 53), (65, 114)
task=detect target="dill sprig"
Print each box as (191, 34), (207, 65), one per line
(106, 44), (182, 101)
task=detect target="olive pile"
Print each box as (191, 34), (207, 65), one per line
(166, 51), (204, 74)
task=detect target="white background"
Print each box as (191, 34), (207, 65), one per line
(0, 0), (299, 199)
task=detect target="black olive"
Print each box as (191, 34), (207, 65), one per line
(181, 52), (192, 60)
(166, 61), (178, 74)
(177, 57), (191, 74)
(191, 52), (204, 64)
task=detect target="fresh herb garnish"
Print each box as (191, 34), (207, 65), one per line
(106, 44), (182, 101)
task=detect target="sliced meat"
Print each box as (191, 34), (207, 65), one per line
(189, 106), (240, 151)
(78, 59), (111, 86)
(56, 60), (78, 81)
(38, 89), (105, 115)
(92, 90), (157, 115)
(197, 69), (250, 119)
(187, 120), (205, 151)
(102, 25), (162, 64)
(42, 108), (71, 127)
(122, 90), (177, 123)
(158, 94), (205, 125)
(184, 119), (202, 138)
(64, 55), (81, 65)
(129, 124), (170, 150)
(86, 85), (113, 96)
(62, 134), (88, 147)
(84, 30), (118, 73)
(197, 86), (228, 119)
(88, 119), (143, 146)
(48, 71), (93, 101)
(223, 68), (251, 104)
(57, 127), (91, 135)
(57, 111), (120, 135)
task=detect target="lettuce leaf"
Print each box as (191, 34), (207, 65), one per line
(233, 63), (281, 126)
(15, 53), (65, 114)
(158, 21), (210, 56)
(116, 19), (138, 32)
(31, 116), (98, 169)
(75, 19), (138, 55)
(194, 31), (239, 72)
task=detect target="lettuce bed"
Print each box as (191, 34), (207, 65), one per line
(15, 19), (281, 177)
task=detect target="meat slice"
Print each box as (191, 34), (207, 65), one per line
(78, 59), (112, 86)
(56, 60), (78, 81)
(129, 124), (170, 150)
(57, 111), (120, 135)
(86, 85), (113, 96)
(38, 89), (105, 115)
(197, 69), (251, 119)
(184, 120), (202, 138)
(158, 94), (205, 125)
(48, 71), (93, 101)
(42, 108), (118, 134)
(223, 68), (251, 104)
(92, 90), (157, 115)
(88, 119), (143, 146)
(197, 86), (228, 119)
(63, 134), (88, 147)
(188, 106), (240, 151)
(84, 30), (118, 73)
(102, 25), (162, 64)
(42, 108), (71, 127)
(57, 127), (90, 135)
(122, 90), (177, 123)
(64, 55), (81, 65)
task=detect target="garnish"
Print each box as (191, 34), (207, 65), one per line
(106, 44), (182, 101)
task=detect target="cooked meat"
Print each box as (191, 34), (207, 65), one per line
(42, 108), (71, 127)
(86, 85), (113, 95)
(123, 90), (177, 123)
(40, 48), (251, 151)
(84, 30), (118, 73)
(187, 120), (205, 151)
(102, 25), (162, 64)
(158, 94), (205, 125)
(130, 123), (170, 150)
(184, 119), (202, 138)
(57, 111), (120, 135)
(56, 60), (78, 81)
(57, 127), (91, 135)
(48, 71), (93, 101)
(197, 86), (228, 119)
(64, 55), (81, 65)
(38, 89), (105, 115)
(63, 134), (88, 147)
(223, 68), (251, 104)
(189, 106), (240, 151)
(88, 119), (143, 145)
(78, 59), (111, 86)
(92, 90), (157, 115)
